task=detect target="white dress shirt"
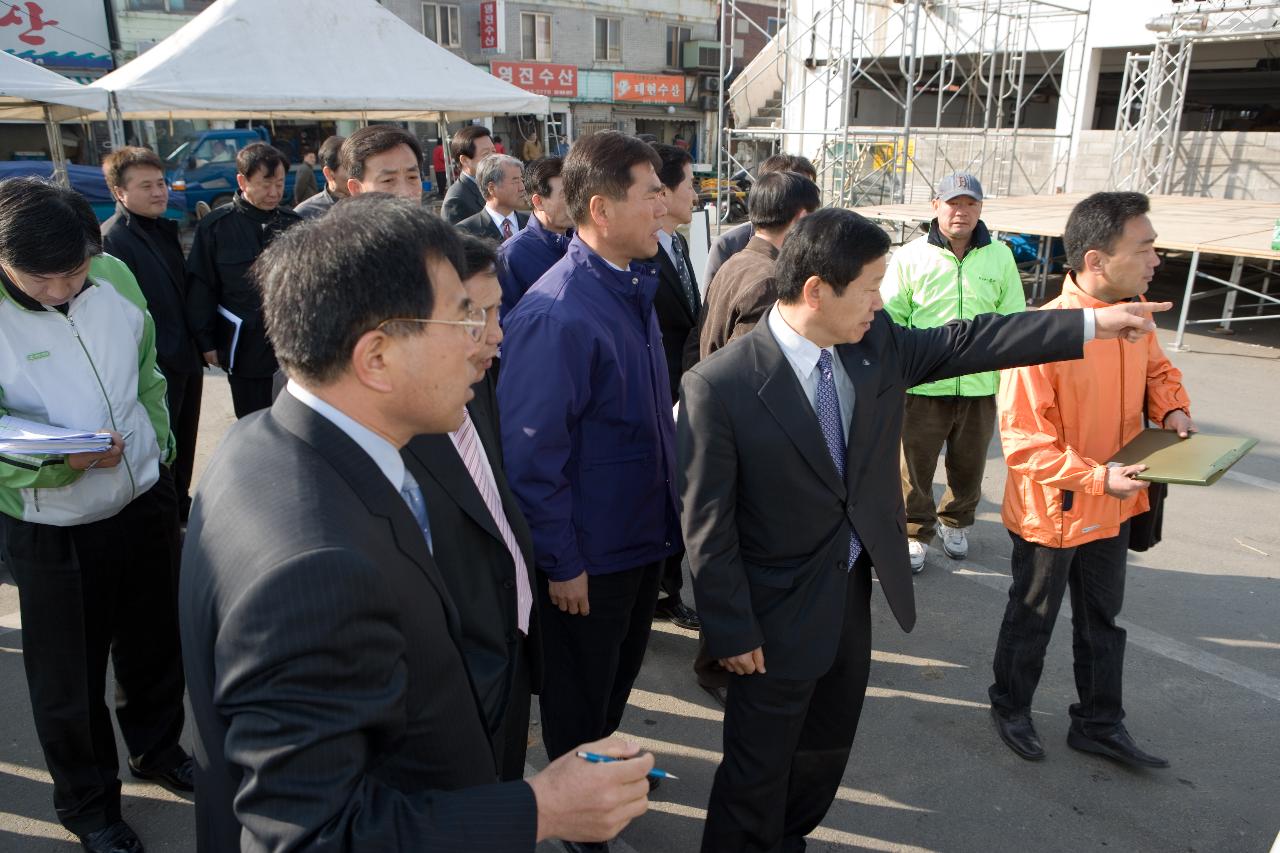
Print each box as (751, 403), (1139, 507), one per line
(766, 306), (855, 440)
(486, 206), (520, 238)
(286, 380), (405, 493)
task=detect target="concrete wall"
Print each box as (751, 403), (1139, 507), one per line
(1068, 130), (1280, 199)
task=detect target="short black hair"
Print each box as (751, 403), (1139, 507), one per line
(759, 153), (817, 181)
(317, 135), (345, 173)
(651, 142), (693, 192)
(1063, 191), (1151, 271)
(0, 177), (101, 275)
(562, 131), (662, 224)
(341, 125), (424, 182)
(256, 194), (463, 385)
(450, 125), (492, 164)
(774, 208), (890, 303)
(523, 156), (563, 199)
(102, 146), (165, 189)
(455, 232), (498, 281)
(749, 172), (821, 230)
(236, 142), (289, 180)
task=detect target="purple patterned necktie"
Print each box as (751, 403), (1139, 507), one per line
(816, 349), (862, 569)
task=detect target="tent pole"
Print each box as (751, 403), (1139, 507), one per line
(44, 105), (70, 188)
(441, 112), (455, 184)
(107, 91), (126, 150)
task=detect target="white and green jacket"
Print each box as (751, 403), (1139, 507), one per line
(0, 253), (174, 526)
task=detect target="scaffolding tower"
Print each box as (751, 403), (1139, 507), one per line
(1109, 0), (1280, 195)
(716, 0), (1092, 218)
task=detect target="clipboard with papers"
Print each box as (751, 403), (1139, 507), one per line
(1108, 429), (1258, 486)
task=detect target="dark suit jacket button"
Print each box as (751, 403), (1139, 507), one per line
(837, 561), (848, 572)
(503, 578), (515, 589)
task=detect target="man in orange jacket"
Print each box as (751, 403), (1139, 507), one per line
(990, 192), (1193, 768)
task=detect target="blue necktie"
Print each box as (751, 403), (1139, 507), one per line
(670, 235), (698, 315)
(816, 349), (862, 569)
(400, 471), (433, 554)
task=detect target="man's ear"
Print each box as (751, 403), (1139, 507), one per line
(802, 275), (825, 309)
(349, 328), (395, 393)
(587, 194), (610, 231)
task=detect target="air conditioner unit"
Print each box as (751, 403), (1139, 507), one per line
(682, 40), (721, 70)
(700, 75), (720, 93)
(699, 95), (719, 112)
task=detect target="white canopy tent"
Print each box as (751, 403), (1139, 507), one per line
(87, 0), (548, 127)
(0, 51), (108, 185)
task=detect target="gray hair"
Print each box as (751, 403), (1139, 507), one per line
(475, 154), (524, 200)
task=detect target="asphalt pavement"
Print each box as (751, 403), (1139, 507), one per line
(1, 316), (1277, 853)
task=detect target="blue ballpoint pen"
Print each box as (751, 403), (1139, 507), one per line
(575, 750), (679, 780)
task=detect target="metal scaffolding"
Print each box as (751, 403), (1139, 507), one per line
(715, 0), (1092, 218)
(1109, 0), (1280, 195)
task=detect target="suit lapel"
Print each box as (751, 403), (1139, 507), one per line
(404, 428), (504, 546)
(126, 213), (182, 294)
(271, 393), (462, 636)
(836, 341), (882, 494)
(752, 322), (845, 499)
(655, 245), (696, 323)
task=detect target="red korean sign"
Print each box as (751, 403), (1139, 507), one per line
(491, 61), (577, 99)
(479, 0), (504, 53)
(612, 73), (685, 105)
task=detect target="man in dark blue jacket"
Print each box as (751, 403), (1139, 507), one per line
(498, 133), (679, 797)
(497, 156), (573, 318)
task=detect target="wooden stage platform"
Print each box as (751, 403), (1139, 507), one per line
(851, 193), (1280, 349)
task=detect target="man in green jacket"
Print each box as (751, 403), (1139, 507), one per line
(882, 173), (1025, 572)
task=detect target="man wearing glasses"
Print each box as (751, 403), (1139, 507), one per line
(180, 196), (654, 852)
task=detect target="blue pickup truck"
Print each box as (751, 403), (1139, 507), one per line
(164, 127), (300, 212)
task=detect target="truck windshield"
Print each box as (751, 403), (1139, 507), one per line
(165, 138), (198, 164)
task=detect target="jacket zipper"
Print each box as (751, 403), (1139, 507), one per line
(954, 248), (965, 396)
(64, 311), (137, 500)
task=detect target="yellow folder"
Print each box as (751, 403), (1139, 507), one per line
(1108, 429), (1258, 486)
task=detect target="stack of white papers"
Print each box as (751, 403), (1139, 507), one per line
(0, 415), (113, 455)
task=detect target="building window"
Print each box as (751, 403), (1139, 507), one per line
(521, 12), (551, 61)
(422, 3), (461, 48)
(595, 17), (621, 62)
(766, 16), (783, 37)
(666, 25), (691, 68)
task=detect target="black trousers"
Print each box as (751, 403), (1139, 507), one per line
(227, 375), (274, 419)
(657, 548), (685, 602)
(495, 635), (532, 782)
(702, 555), (873, 853)
(1, 474), (186, 837)
(163, 368), (203, 521)
(537, 562), (661, 761)
(989, 526), (1129, 733)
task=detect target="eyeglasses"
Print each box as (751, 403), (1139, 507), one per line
(375, 305), (487, 342)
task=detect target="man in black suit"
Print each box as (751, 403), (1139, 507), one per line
(442, 125), (495, 224)
(101, 146), (204, 522)
(403, 233), (539, 782)
(646, 142), (702, 632)
(180, 195), (653, 852)
(456, 154), (529, 243)
(678, 208), (1172, 852)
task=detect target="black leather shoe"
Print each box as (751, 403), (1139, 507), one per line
(654, 599), (700, 631)
(1067, 723), (1169, 768)
(79, 820), (144, 853)
(991, 707), (1045, 761)
(700, 681), (727, 709)
(129, 754), (195, 793)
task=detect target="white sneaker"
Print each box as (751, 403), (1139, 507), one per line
(940, 525), (969, 560)
(908, 540), (928, 574)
